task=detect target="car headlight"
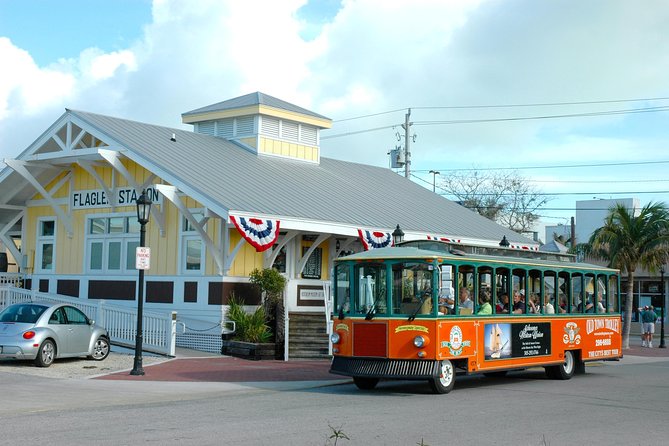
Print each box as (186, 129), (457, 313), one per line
(413, 335), (425, 348)
(330, 332), (341, 344)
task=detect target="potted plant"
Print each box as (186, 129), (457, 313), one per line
(249, 268), (287, 358)
(221, 295), (275, 360)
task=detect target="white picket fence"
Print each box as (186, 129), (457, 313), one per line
(0, 286), (177, 356)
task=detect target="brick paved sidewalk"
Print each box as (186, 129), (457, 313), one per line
(95, 356), (339, 383)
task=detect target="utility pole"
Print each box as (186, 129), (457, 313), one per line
(429, 170), (440, 192)
(402, 109), (412, 178)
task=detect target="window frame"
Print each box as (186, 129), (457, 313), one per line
(35, 217), (56, 273)
(85, 213), (140, 275)
(178, 209), (206, 275)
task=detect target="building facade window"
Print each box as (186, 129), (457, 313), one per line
(180, 211), (205, 274)
(85, 215), (139, 274)
(36, 218), (56, 272)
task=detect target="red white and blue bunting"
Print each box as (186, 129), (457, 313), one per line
(230, 215), (280, 252)
(358, 229), (393, 250)
(427, 235), (462, 243)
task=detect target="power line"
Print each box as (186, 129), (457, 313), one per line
(412, 159), (669, 173)
(331, 96), (669, 122)
(413, 96), (669, 111)
(526, 178), (669, 184)
(413, 105), (669, 127)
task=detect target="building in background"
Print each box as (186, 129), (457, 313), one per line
(0, 92), (540, 354)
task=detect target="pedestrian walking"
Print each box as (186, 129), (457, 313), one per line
(641, 306), (659, 347)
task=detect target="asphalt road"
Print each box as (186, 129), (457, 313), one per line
(1, 355), (668, 445)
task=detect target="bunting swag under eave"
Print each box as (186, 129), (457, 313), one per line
(358, 229), (393, 250)
(230, 216), (280, 252)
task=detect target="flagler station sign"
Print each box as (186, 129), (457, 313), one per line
(71, 187), (162, 209)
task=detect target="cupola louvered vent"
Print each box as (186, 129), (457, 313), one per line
(236, 116), (254, 135)
(216, 119), (234, 138)
(197, 121), (215, 136)
(261, 116), (280, 138)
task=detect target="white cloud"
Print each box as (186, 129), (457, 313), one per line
(1, 0), (669, 229)
(0, 37), (75, 119)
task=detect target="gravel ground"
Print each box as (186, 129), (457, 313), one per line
(0, 350), (168, 379)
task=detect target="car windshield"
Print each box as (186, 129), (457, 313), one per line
(0, 304), (49, 323)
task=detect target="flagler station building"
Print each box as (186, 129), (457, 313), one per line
(0, 92), (539, 356)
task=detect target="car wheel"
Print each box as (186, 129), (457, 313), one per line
(90, 336), (110, 361)
(547, 350), (575, 380)
(353, 377), (379, 390)
(429, 359), (455, 394)
(34, 339), (56, 367)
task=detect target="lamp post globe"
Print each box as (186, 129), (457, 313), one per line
(130, 190), (152, 376)
(392, 224), (404, 246)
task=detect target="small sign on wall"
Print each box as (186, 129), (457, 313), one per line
(136, 247), (151, 270)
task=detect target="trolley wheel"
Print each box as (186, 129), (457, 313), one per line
(429, 359), (455, 394)
(546, 350), (576, 380)
(353, 377), (379, 390)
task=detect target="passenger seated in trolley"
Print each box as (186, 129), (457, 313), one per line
(438, 287), (455, 314)
(477, 290), (492, 315)
(544, 294), (556, 314)
(496, 293), (510, 313)
(458, 288), (474, 315)
(512, 290), (526, 314)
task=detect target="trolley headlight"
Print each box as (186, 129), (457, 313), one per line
(413, 335), (426, 348)
(330, 332), (341, 344)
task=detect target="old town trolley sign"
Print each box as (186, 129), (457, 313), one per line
(328, 241), (622, 394)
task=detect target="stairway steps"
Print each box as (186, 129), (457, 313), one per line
(288, 312), (331, 360)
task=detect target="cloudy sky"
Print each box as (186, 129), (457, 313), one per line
(1, 0), (668, 240)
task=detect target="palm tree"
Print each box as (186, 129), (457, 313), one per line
(585, 202), (669, 349)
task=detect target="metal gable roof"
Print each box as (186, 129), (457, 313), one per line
(6, 109), (534, 246)
(71, 111), (531, 244)
(181, 92), (331, 121)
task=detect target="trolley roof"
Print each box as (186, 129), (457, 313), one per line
(335, 246), (618, 273)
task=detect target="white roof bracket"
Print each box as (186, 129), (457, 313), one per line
(4, 159), (74, 237)
(77, 160), (115, 208)
(297, 233), (330, 276)
(98, 149), (166, 236)
(0, 210), (24, 265)
(156, 184), (225, 274)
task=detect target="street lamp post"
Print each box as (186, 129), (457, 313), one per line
(660, 265), (666, 348)
(130, 190), (152, 376)
(429, 170), (440, 193)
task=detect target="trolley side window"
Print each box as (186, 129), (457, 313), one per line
(393, 262), (434, 316)
(334, 263), (351, 316)
(355, 263), (388, 315)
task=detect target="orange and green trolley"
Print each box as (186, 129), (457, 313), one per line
(328, 242), (622, 394)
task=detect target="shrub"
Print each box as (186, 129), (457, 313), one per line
(226, 295), (272, 343)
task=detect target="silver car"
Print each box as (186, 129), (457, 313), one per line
(0, 302), (110, 367)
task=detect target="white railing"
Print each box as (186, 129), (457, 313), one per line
(0, 286), (177, 356)
(0, 273), (25, 287)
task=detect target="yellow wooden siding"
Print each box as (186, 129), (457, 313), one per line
(258, 137), (318, 161)
(182, 104), (331, 129)
(227, 230), (263, 276)
(22, 158), (330, 280)
(239, 137), (257, 148)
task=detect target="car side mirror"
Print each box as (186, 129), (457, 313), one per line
(89, 319), (95, 326)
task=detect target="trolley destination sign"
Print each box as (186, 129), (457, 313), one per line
(71, 187), (162, 209)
